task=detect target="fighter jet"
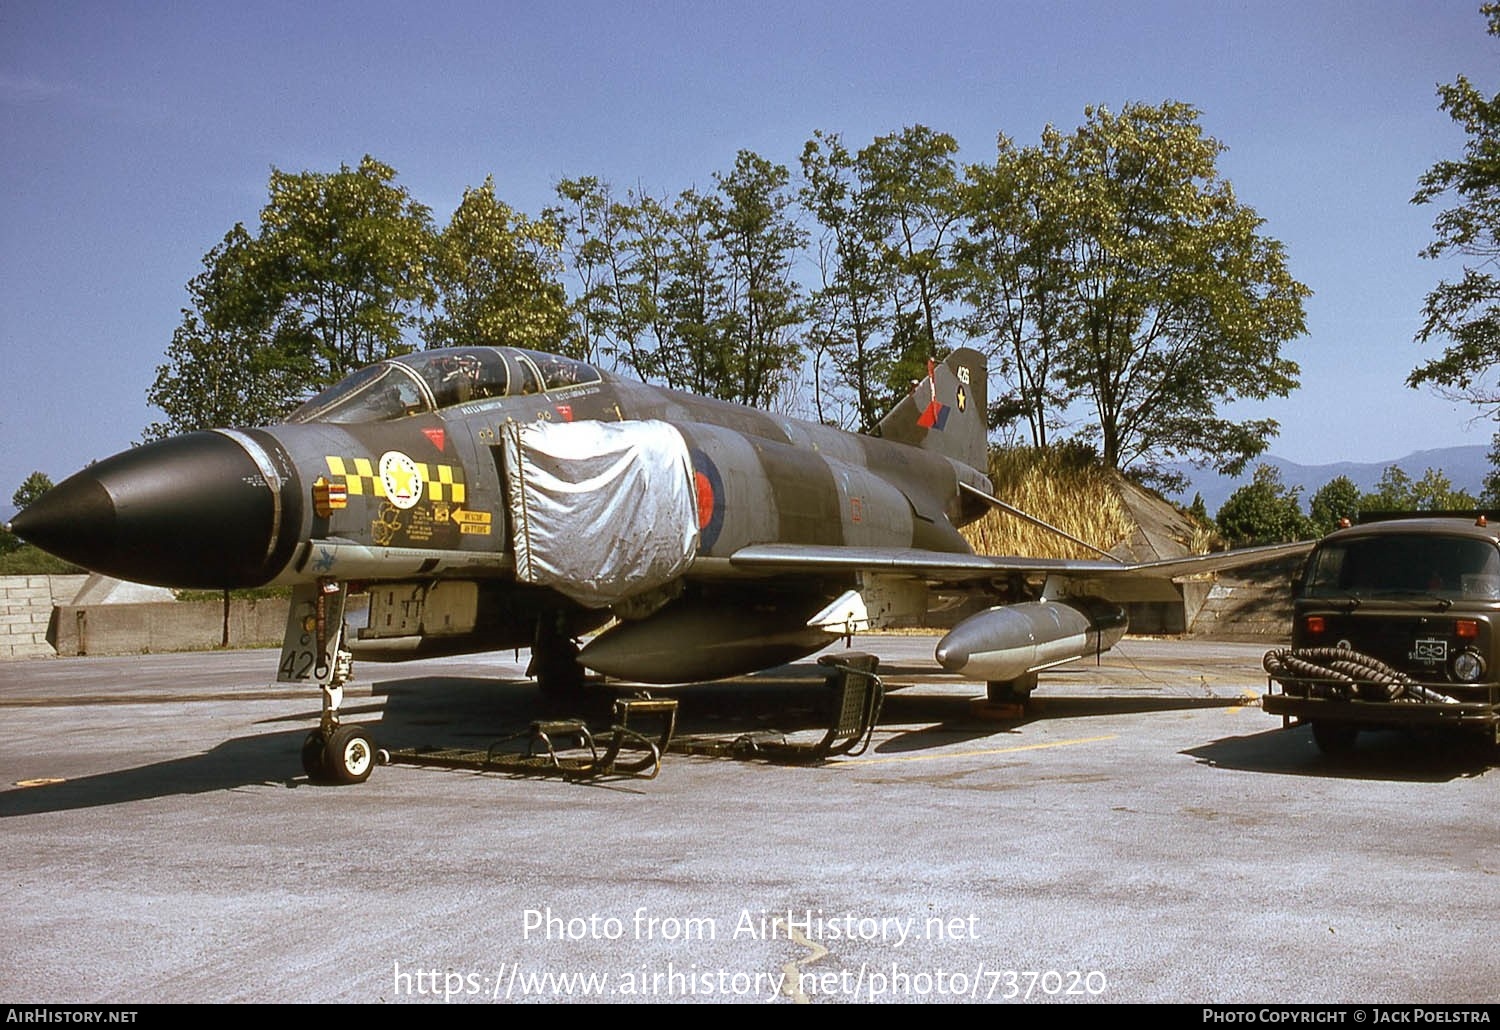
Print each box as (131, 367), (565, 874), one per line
(10, 345), (1307, 783)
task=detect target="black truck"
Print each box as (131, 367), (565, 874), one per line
(1263, 514), (1500, 753)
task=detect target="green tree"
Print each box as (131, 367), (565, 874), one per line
(556, 176), (629, 368)
(1309, 475), (1362, 535)
(654, 186), (734, 397)
(1407, 4), (1500, 414)
(1483, 432), (1500, 506)
(1216, 465), (1313, 547)
(555, 178), (683, 377)
(146, 156), (437, 437)
(556, 153), (805, 409)
(1360, 465), (1479, 512)
(1187, 492), (1210, 525)
(145, 226), (309, 436)
(971, 103), (1308, 483)
(1412, 467), (1478, 510)
(612, 190), (681, 383)
(1361, 465), (1416, 511)
(423, 176), (574, 353)
(958, 133), (1077, 447)
(861, 126), (965, 400)
(256, 156), (435, 381)
(12, 471), (55, 511)
(711, 150), (809, 408)
(799, 130), (898, 429)
(3, 472), (56, 558)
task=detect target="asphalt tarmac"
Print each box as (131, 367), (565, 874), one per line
(1, 636), (1495, 1005)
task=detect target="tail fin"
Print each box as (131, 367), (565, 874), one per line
(873, 347), (988, 471)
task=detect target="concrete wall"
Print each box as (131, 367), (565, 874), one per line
(0, 575), (87, 658)
(1, 573), (291, 658)
(50, 598), (289, 656)
(1185, 556), (1301, 641)
(2, 558), (1292, 661)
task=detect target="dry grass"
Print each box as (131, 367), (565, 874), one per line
(961, 446), (1137, 559)
(1188, 520), (1225, 555)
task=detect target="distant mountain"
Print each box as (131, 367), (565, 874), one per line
(1165, 445), (1492, 515)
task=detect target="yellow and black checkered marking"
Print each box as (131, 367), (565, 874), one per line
(324, 456), (467, 504)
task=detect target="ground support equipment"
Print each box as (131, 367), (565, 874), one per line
(670, 653), (883, 765)
(385, 696), (679, 780)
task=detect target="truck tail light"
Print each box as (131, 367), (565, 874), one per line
(1455, 619), (1480, 639)
(1304, 615), (1326, 635)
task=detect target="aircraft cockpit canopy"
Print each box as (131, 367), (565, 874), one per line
(286, 347), (602, 424)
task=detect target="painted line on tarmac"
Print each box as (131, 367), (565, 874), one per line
(0, 687), (371, 707)
(1228, 690), (1261, 714)
(777, 919), (828, 1004)
(834, 734), (1118, 768)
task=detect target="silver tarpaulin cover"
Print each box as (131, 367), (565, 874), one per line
(503, 419), (699, 607)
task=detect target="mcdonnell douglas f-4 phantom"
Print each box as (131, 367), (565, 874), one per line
(10, 346), (1307, 783)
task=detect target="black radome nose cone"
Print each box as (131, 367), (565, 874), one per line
(10, 431), (301, 589)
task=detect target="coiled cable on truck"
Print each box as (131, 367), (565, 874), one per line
(1262, 646), (1460, 703)
(1263, 646), (1410, 700)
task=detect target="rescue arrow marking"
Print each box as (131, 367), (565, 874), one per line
(447, 507), (492, 525)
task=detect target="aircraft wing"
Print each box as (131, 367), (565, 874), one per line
(718, 538), (1313, 677)
(722, 538), (1313, 586)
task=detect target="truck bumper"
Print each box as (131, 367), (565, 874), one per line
(1263, 683), (1500, 734)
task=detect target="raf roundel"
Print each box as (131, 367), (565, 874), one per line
(379, 450), (424, 510)
(690, 448), (725, 553)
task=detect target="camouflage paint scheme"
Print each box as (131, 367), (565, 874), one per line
(14, 345), (1309, 693)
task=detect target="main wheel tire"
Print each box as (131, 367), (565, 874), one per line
(1311, 720), (1359, 755)
(530, 616), (587, 699)
(535, 658), (587, 698)
(300, 731), (327, 781)
(324, 724), (376, 784)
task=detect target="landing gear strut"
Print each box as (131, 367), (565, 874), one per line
(986, 672), (1038, 705)
(529, 613), (587, 697)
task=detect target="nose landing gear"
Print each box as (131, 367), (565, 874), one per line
(283, 579), (380, 784)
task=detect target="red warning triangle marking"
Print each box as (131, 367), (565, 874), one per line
(422, 427), (446, 451)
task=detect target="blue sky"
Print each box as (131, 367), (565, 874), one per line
(2, 0), (1496, 510)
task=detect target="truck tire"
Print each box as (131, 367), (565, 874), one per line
(1311, 720), (1358, 755)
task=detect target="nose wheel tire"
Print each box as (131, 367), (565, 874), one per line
(302, 725), (377, 784)
(300, 731), (326, 780)
(324, 724), (377, 784)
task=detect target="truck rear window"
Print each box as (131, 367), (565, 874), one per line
(1304, 534), (1500, 601)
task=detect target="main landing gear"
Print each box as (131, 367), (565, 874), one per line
(529, 614), (588, 699)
